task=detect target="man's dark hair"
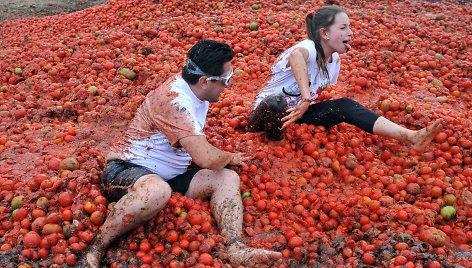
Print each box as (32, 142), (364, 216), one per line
(182, 39), (234, 85)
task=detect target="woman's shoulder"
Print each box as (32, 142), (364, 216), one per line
(293, 39), (316, 50)
(288, 39), (316, 59)
(295, 40), (317, 62)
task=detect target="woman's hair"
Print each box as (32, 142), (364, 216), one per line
(306, 5), (345, 78)
(182, 39), (234, 85)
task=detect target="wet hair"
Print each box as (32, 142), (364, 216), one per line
(306, 5), (345, 78)
(182, 39), (234, 85)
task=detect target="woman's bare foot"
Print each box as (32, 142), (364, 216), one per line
(228, 241), (282, 268)
(411, 119), (443, 152)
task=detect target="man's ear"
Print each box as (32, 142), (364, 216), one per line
(198, 76), (208, 88)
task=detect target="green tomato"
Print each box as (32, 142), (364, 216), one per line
(440, 206), (456, 220)
(14, 68), (23, 75)
(249, 22), (258, 31)
(88, 86), (98, 95)
(12, 208), (19, 219)
(119, 68), (137, 80)
(405, 104), (413, 113)
(251, 4), (259, 10)
(11, 195), (24, 210)
(241, 191), (251, 198)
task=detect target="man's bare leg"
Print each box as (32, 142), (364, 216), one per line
(186, 169), (282, 267)
(372, 117), (443, 152)
(80, 175), (172, 267)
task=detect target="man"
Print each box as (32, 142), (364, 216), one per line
(81, 40), (282, 267)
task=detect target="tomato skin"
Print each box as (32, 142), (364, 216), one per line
(427, 261), (441, 268)
(166, 230), (179, 243)
(395, 210), (408, 221)
(288, 236), (303, 248)
(58, 192), (74, 207)
(198, 253), (214, 266)
(23, 231), (41, 248)
(90, 211), (105, 226)
(66, 254), (77, 266)
(362, 252), (376, 265)
(139, 240), (151, 253)
(187, 210), (203, 225)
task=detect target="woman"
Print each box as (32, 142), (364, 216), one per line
(247, 5), (442, 152)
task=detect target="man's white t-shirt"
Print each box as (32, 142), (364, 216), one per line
(254, 39), (341, 109)
(112, 75), (208, 181)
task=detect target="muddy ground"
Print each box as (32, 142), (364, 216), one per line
(0, 0), (107, 21)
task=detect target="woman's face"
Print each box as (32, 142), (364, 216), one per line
(324, 12), (352, 54)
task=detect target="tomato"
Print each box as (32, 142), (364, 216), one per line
(198, 253), (213, 266)
(430, 186), (443, 198)
(58, 191), (74, 207)
(394, 255), (408, 265)
(302, 143), (317, 155)
(166, 230), (179, 243)
(188, 241), (200, 252)
(90, 211), (105, 226)
(23, 232), (41, 248)
(427, 261), (441, 268)
(65, 254), (77, 266)
(61, 209), (73, 221)
(362, 252), (376, 265)
(78, 230), (94, 243)
(187, 210), (203, 226)
(42, 224), (62, 235)
(139, 240), (151, 253)
(288, 236), (303, 248)
(83, 201), (97, 214)
(200, 222), (212, 233)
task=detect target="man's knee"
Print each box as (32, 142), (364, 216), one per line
(222, 169), (240, 186)
(209, 168), (240, 189)
(133, 175), (172, 203)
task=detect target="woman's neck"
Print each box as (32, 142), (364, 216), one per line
(320, 40), (333, 63)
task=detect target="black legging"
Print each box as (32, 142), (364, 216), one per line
(247, 95), (380, 141)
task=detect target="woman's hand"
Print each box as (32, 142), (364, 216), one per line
(281, 102), (310, 129)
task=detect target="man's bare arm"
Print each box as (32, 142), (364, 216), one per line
(180, 135), (246, 170)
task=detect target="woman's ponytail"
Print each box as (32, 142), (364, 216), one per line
(306, 13), (315, 41)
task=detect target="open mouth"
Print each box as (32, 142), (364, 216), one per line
(343, 40), (351, 51)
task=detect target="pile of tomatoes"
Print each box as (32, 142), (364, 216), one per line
(0, 0), (470, 267)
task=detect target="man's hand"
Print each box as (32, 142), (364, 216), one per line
(281, 102), (310, 129)
(180, 135), (250, 170)
(229, 152), (251, 166)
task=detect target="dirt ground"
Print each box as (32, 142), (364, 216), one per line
(0, 0), (107, 21)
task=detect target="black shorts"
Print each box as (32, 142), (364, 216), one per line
(102, 159), (200, 202)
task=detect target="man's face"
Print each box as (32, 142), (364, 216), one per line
(205, 61), (232, 102)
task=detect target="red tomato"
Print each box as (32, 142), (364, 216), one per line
(23, 231), (41, 248)
(139, 240), (151, 253)
(58, 191), (74, 207)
